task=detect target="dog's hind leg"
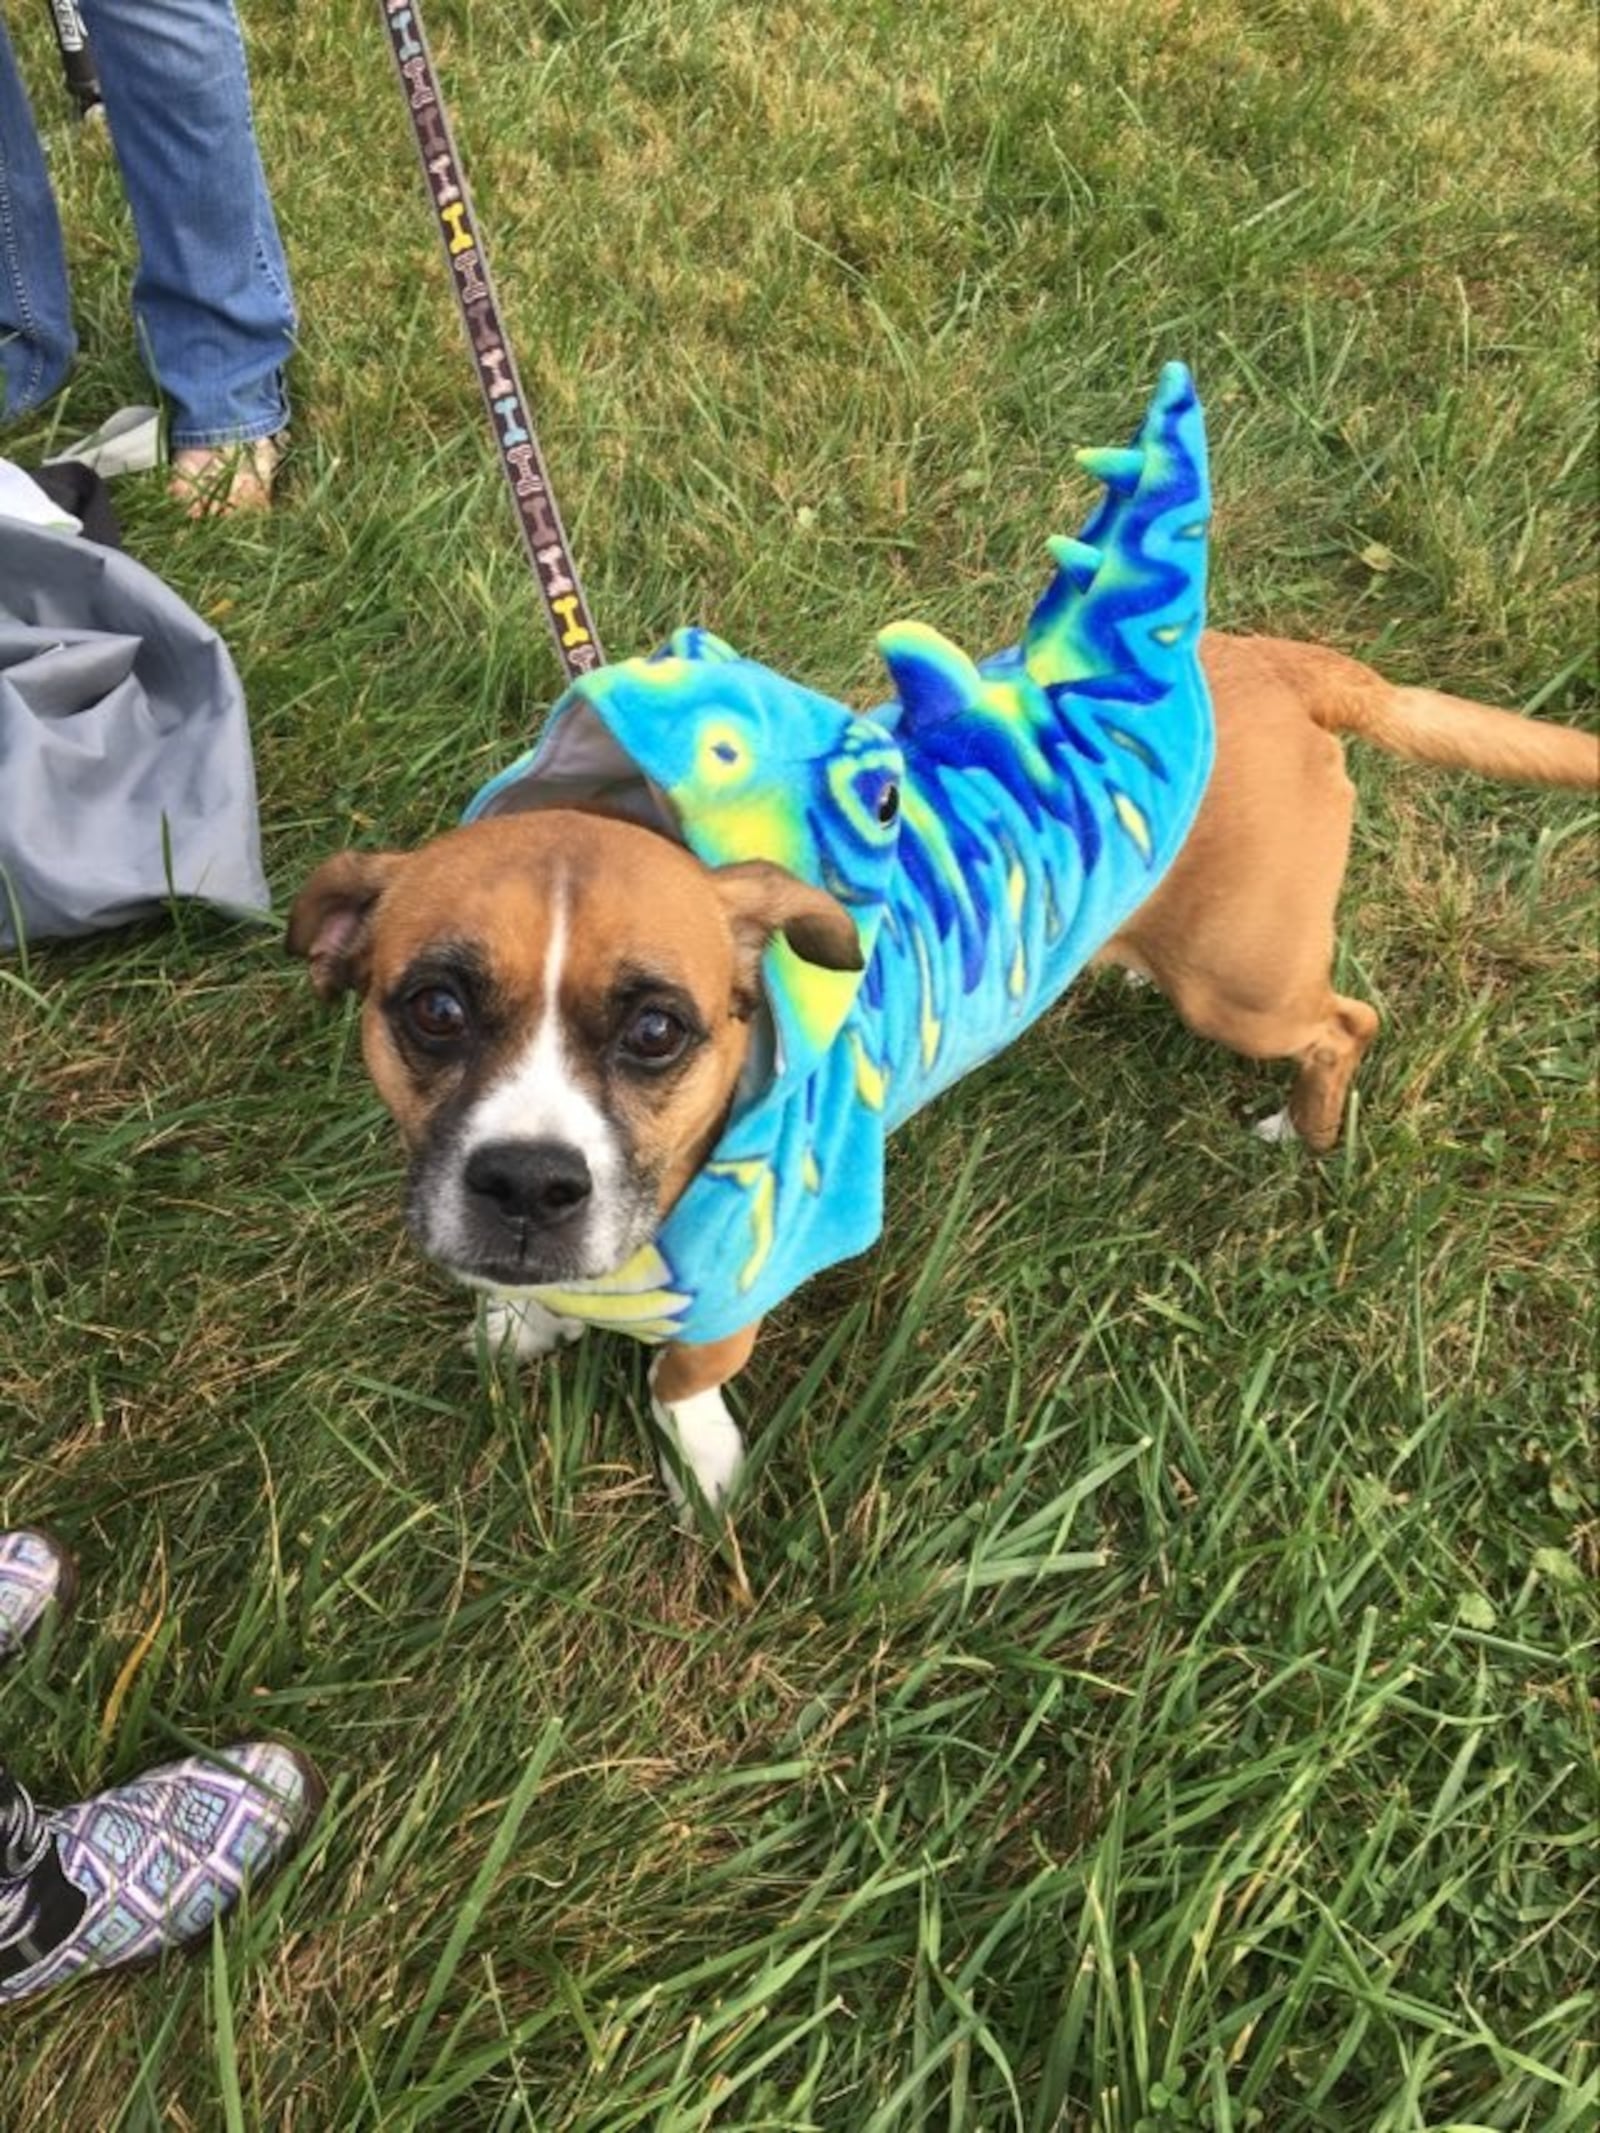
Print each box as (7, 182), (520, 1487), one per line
(1252, 994), (1381, 1150)
(1148, 972), (1381, 1153)
(1105, 662), (1381, 1150)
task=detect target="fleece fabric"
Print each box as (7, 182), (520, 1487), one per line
(465, 364), (1215, 1345)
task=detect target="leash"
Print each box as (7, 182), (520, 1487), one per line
(378, 0), (604, 679)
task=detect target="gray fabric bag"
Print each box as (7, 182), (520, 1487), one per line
(0, 519), (269, 948)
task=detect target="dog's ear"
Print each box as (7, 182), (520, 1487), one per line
(711, 860), (863, 985)
(285, 851), (405, 1001)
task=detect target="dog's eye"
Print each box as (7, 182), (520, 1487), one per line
(621, 1005), (690, 1066)
(405, 986), (469, 1042)
(876, 781), (901, 826)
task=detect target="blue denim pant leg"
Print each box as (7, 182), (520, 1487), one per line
(79, 0), (297, 446)
(0, 11), (78, 423)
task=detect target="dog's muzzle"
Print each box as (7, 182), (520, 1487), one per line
(409, 1131), (652, 1289)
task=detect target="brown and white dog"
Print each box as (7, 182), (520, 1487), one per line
(288, 635), (1597, 1511)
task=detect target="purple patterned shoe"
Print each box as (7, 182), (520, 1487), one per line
(0, 1742), (322, 2005)
(0, 1530), (79, 1659)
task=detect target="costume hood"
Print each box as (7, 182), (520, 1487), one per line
(468, 628), (905, 1088)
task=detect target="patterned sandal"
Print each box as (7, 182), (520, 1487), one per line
(0, 1741), (323, 2003)
(0, 1530), (78, 1660)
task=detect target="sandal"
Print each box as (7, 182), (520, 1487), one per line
(167, 430), (286, 518)
(0, 1530), (78, 1660)
(0, 1741), (323, 2003)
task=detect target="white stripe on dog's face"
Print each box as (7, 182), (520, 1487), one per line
(458, 882), (622, 1211)
(428, 874), (632, 1278)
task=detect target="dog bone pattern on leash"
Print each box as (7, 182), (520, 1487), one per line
(463, 363), (1214, 1346)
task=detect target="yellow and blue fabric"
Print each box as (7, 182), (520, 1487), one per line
(465, 364), (1215, 1346)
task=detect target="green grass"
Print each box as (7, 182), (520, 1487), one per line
(2, 0), (1596, 2125)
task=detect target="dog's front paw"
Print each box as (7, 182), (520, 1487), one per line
(651, 1387), (745, 1528)
(471, 1296), (587, 1360)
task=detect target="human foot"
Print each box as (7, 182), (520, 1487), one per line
(0, 1741), (322, 2004)
(168, 431), (285, 518)
(0, 1531), (77, 1660)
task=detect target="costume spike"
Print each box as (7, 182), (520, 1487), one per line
(1024, 363), (1208, 695)
(1046, 535), (1103, 588)
(1075, 445), (1145, 493)
(877, 620), (985, 729)
(652, 626), (739, 665)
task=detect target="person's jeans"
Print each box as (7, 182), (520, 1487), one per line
(0, 0), (295, 446)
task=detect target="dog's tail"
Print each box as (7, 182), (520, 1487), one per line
(1261, 638), (1600, 789)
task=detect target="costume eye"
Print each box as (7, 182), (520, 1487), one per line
(620, 1005), (691, 1067)
(405, 986), (469, 1042)
(699, 721), (749, 785)
(876, 781), (901, 826)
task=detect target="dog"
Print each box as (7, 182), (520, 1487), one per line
(288, 369), (1597, 1515)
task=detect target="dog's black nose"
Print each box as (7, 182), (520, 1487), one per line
(464, 1139), (593, 1227)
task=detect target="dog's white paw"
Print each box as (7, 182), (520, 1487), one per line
(651, 1386), (745, 1526)
(1251, 1107), (1300, 1147)
(471, 1296), (587, 1359)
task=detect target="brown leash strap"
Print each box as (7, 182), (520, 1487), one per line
(379, 0), (605, 678)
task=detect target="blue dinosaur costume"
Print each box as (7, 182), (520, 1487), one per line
(465, 364), (1214, 1345)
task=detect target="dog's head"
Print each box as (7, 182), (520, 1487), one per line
(287, 810), (860, 1290)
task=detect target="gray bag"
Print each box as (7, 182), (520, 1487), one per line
(0, 519), (269, 948)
